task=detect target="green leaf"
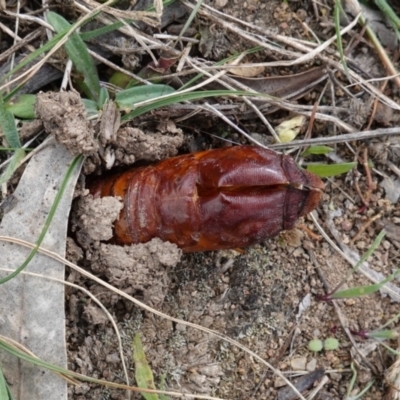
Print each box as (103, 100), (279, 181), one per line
(324, 338), (339, 350)
(121, 89), (266, 122)
(327, 230), (386, 299)
(330, 264), (398, 300)
(334, 0), (349, 77)
(301, 146), (333, 157)
(158, 375), (169, 400)
(132, 334), (159, 400)
(308, 339), (323, 352)
(116, 84), (175, 111)
(375, 0), (400, 29)
(0, 149), (26, 186)
(306, 162), (356, 177)
(82, 98), (99, 117)
(0, 100), (21, 148)
(109, 71), (132, 89)
(79, 21), (125, 41)
(5, 94), (36, 119)
(98, 87), (109, 108)
(367, 329), (398, 339)
(0, 363), (12, 400)
(330, 284), (382, 299)
(47, 12), (100, 101)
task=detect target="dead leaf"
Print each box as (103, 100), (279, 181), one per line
(233, 66), (328, 99)
(0, 138), (82, 399)
(229, 64), (265, 77)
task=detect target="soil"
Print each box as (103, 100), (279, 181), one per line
(1, 0), (400, 399)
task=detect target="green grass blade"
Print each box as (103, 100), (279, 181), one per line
(374, 0), (400, 28)
(98, 87), (109, 108)
(132, 334), (159, 400)
(176, 0), (202, 40)
(115, 84), (176, 110)
(158, 375), (169, 400)
(0, 100), (21, 148)
(367, 329), (398, 339)
(0, 149), (26, 186)
(0, 339), (73, 375)
(0, 154), (83, 285)
(301, 146), (333, 157)
(5, 94), (36, 119)
(330, 282), (389, 298)
(306, 162), (356, 177)
(331, 266), (398, 299)
(342, 230), (386, 281)
(334, 0), (349, 77)
(0, 363), (12, 400)
(121, 89), (267, 121)
(79, 21), (125, 41)
(82, 98), (100, 117)
(379, 341), (400, 356)
(47, 12), (100, 102)
(330, 230), (394, 300)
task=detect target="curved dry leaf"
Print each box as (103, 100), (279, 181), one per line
(229, 64), (265, 77)
(0, 138), (82, 399)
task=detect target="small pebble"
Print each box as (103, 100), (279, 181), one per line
(306, 358), (317, 372)
(291, 357), (307, 370)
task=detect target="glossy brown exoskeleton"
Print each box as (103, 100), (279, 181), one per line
(89, 146), (324, 252)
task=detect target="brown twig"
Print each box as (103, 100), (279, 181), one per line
(365, 81), (388, 130)
(362, 147), (374, 205)
(298, 224), (322, 241)
(350, 214), (382, 245)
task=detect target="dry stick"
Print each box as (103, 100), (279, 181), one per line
(362, 147), (374, 204)
(387, 160), (400, 179)
(80, 0), (162, 27)
(350, 214), (382, 245)
(0, 28), (42, 64)
(203, 102), (268, 148)
(0, 235), (307, 400)
(305, 102), (319, 140)
(298, 224), (322, 241)
(270, 127), (400, 150)
(364, 50), (399, 130)
(4, 9), (55, 30)
(365, 81), (388, 131)
(9, 0), (22, 77)
(0, 21), (37, 54)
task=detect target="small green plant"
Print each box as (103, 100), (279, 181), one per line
(133, 334), (170, 400)
(308, 337), (339, 352)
